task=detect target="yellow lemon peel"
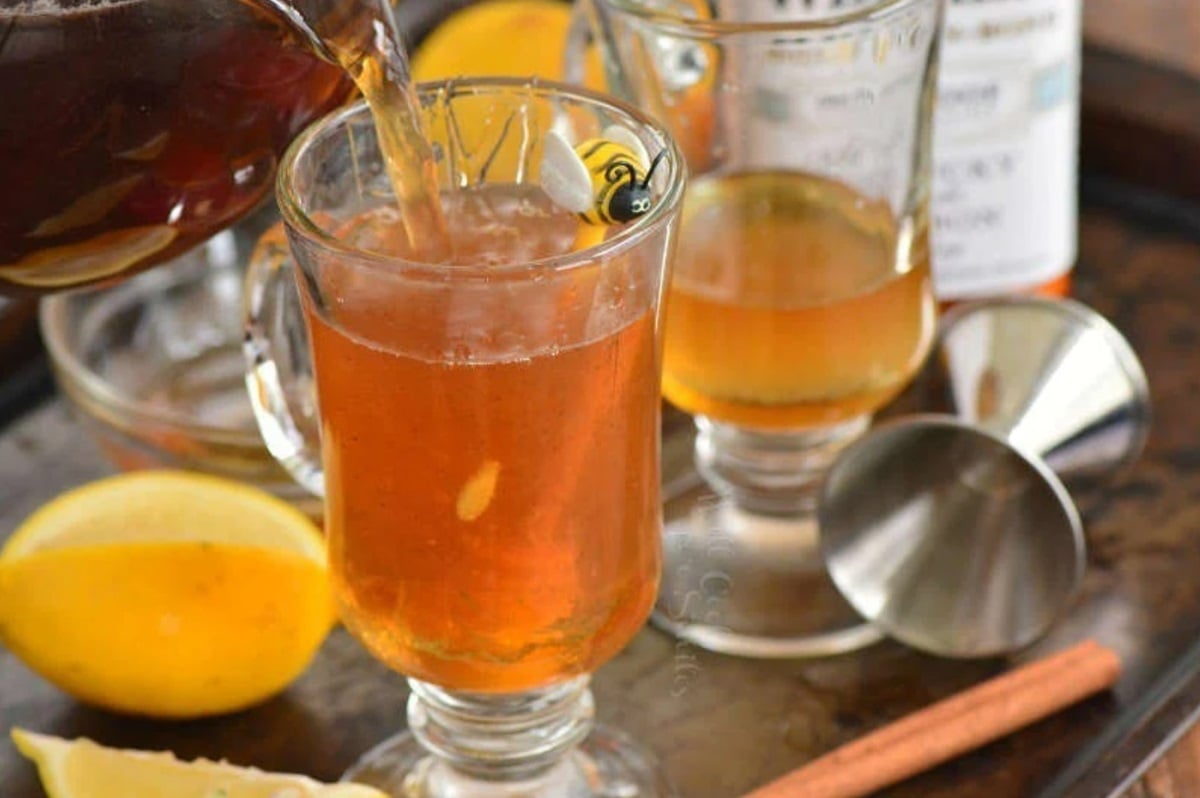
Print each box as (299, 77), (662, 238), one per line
(456, 460), (501, 522)
(0, 471), (334, 719)
(11, 728), (387, 798)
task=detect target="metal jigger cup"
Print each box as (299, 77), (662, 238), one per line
(818, 297), (1151, 658)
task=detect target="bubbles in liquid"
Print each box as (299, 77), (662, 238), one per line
(339, 205), (410, 255)
(337, 184), (580, 267)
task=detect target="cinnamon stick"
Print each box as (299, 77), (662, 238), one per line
(742, 640), (1122, 798)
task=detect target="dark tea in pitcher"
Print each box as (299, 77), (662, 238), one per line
(0, 0), (353, 294)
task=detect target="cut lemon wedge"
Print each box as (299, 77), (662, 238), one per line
(11, 729), (385, 798)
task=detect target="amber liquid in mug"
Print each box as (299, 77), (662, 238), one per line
(304, 186), (661, 692)
(663, 171), (935, 429)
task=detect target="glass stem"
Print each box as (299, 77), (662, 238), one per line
(405, 676), (595, 791)
(694, 416), (871, 516)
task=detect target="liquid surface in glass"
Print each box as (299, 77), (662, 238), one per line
(305, 185), (661, 692)
(663, 171), (935, 429)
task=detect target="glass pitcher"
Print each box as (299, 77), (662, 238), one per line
(0, 0), (415, 296)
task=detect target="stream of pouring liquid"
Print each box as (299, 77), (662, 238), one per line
(250, 0), (450, 260)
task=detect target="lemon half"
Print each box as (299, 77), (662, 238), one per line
(412, 0), (576, 83)
(0, 472), (334, 718)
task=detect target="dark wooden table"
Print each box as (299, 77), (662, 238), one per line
(1085, 0), (1200, 77)
(1074, 27), (1200, 795)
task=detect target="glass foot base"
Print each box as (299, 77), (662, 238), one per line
(653, 476), (882, 659)
(344, 725), (677, 798)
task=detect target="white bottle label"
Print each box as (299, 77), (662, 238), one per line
(933, 0), (1081, 298)
(652, 0), (1079, 298)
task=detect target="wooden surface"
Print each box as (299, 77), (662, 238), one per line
(0, 300), (49, 423)
(1081, 0), (1200, 204)
(1085, 0), (1200, 78)
(1082, 46), (1200, 206)
(5, 190), (1200, 797)
(1134, 726), (1200, 798)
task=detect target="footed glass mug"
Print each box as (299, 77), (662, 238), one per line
(245, 78), (684, 796)
(570, 0), (941, 657)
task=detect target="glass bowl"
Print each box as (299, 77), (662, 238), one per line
(39, 231), (319, 517)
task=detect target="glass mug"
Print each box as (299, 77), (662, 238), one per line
(245, 78), (684, 796)
(570, 0), (941, 657)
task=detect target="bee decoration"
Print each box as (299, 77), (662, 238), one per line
(541, 125), (669, 226)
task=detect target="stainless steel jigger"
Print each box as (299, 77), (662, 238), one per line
(819, 297), (1151, 658)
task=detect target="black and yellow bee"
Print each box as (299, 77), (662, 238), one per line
(541, 126), (668, 226)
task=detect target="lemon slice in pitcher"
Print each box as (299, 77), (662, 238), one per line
(0, 225), (176, 288)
